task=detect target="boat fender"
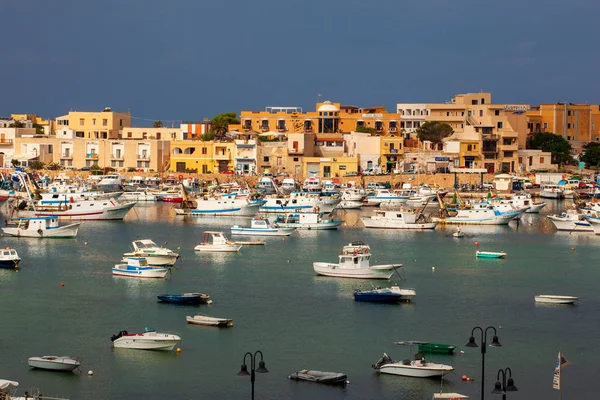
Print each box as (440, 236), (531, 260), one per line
(69, 205), (72, 210)
(178, 174), (184, 180)
(38, 228), (43, 235)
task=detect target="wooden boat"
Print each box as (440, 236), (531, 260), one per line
(28, 356), (81, 372)
(288, 370), (349, 385)
(1, 216), (80, 238)
(230, 217), (296, 236)
(112, 258), (169, 279)
(314, 242), (400, 279)
(186, 315), (233, 327)
(534, 295), (578, 304)
(157, 293), (212, 305)
(432, 393), (469, 399)
(0, 248), (20, 269)
(476, 250), (507, 259)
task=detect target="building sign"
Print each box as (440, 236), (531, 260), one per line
(435, 157), (450, 161)
(362, 113), (383, 118)
(503, 105), (530, 112)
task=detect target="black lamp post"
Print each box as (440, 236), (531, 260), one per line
(465, 326), (502, 400)
(491, 367), (518, 400)
(237, 350), (269, 400)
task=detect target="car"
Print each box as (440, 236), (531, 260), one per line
(80, 166), (91, 171)
(362, 169), (375, 176)
(482, 183), (494, 189)
(343, 172), (359, 177)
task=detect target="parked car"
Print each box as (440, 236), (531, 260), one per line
(80, 166), (91, 171)
(363, 169), (375, 176)
(343, 172), (359, 177)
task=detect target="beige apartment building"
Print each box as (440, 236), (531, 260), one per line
(55, 107), (131, 139)
(398, 92), (528, 173)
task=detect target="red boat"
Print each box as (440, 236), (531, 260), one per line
(161, 195), (183, 203)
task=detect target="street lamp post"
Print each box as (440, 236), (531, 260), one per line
(237, 350), (269, 400)
(491, 367), (518, 400)
(466, 326), (502, 400)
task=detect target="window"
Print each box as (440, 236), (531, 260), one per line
(543, 123), (548, 129)
(102, 119), (108, 126)
(293, 157), (299, 162)
(540, 157), (545, 163)
(202, 165), (208, 174)
(263, 156), (270, 162)
(567, 111), (571, 116)
(79, 119), (84, 126)
(567, 123), (571, 129)
(243, 120), (252, 130)
(497, 122), (503, 129)
(495, 110), (500, 116)
(356, 120), (365, 129)
(92, 119), (96, 125)
(481, 98), (485, 105)
(202, 147), (207, 155)
(127, 132), (132, 138)
(120, 119), (123, 127)
(400, 121), (405, 128)
(472, 100), (478, 105)
(479, 110), (483, 117)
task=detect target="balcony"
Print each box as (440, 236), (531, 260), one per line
(482, 148), (498, 154)
(0, 139), (13, 145)
(137, 154), (150, 160)
(500, 143), (518, 151)
(260, 126), (269, 132)
(383, 148), (402, 155)
(277, 126), (287, 132)
(214, 153), (230, 161)
(111, 154), (124, 160)
(288, 148), (303, 155)
(61, 154), (73, 159)
(389, 127), (398, 133)
(482, 134), (499, 141)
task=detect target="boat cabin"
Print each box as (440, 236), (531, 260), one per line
(132, 239), (160, 252)
(339, 242), (371, 266)
(11, 216), (60, 231)
(250, 218), (271, 229)
(202, 231), (230, 245)
(126, 257), (149, 267)
(2, 248), (19, 258)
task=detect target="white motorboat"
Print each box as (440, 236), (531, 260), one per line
(274, 212), (343, 230)
(231, 218), (296, 236)
(2, 216), (80, 238)
(586, 216), (600, 234)
(186, 315), (233, 327)
(341, 188), (364, 202)
(281, 178), (300, 194)
(534, 295), (578, 304)
(260, 192), (340, 214)
(373, 352), (454, 378)
(96, 174), (124, 192)
(28, 356), (81, 372)
(121, 190), (159, 202)
(511, 193), (546, 213)
(123, 239), (179, 266)
(361, 210), (438, 230)
(194, 231), (241, 252)
(110, 328), (181, 351)
(112, 257), (169, 278)
(175, 195), (262, 216)
(547, 209), (593, 232)
(540, 183), (564, 199)
(9, 197), (136, 221)
(0, 248), (21, 269)
(366, 189), (406, 206)
(438, 202), (520, 225)
(337, 200), (363, 209)
(313, 242), (400, 279)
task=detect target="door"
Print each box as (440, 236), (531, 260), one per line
(323, 166), (331, 178)
(176, 162), (186, 173)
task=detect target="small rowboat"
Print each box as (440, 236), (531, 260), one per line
(186, 315), (233, 327)
(476, 251), (507, 259)
(157, 293), (212, 305)
(28, 356), (81, 372)
(535, 295), (578, 304)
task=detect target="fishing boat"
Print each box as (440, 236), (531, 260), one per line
(110, 328), (181, 350)
(259, 192), (340, 214)
(354, 285), (416, 303)
(1, 216), (80, 238)
(230, 217), (296, 236)
(186, 315), (233, 327)
(28, 356), (81, 372)
(476, 251), (507, 259)
(511, 193), (546, 213)
(273, 212), (343, 230)
(112, 257), (169, 278)
(9, 197), (137, 221)
(534, 295), (578, 304)
(123, 239), (179, 266)
(175, 193), (263, 216)
(365, 189), (407, 206)
(313, 242), (400, 279)
(0, 248), (21, 269)
(540, 183), (564, 199)
(121, 190), (159, 202)
(194, 231), (241, 252)
(157, 293), (212, 305)
(438, 202), (521, 225)
(288, 370), (349, 385)
(547, 209), (593, 232)
(361, 209), (438, 229)
(372, 351), (454, 378)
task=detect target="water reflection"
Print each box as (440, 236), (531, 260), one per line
(112, 275), (169, 298)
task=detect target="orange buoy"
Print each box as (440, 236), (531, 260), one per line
(462, 375), (467, 381)
(475, 241), (479, 246)
(61, 282), (65, 287)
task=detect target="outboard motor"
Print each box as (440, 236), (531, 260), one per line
(372, 353), (393, 370)
(110, 330), (128, 342)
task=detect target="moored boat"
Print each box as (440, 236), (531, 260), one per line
(186, 315), (233, 327)
(110, 328), (181, 350)
(288, 370), (349, 385)
(273, 212), (343, 230)
(475, 251), (507, 259)
(354, 285), (416, 303)
(123, 239), (179, 266)
(230, 217), (296, 236)
(157, 293), (212, 305)
(547, 209), (593, 232)
(1, 216), (80, 238)
(372, 352), (454, 378)
(534, 295), (578, 304)
(28, 356), (81, 372)
(112, 257), (169, 278)
(194, 231), (241, 252)
(361, 209), (438, 230)
(417, 342), (456, 355)
(313, 242), (400, 279)
(0, 248), (21, 269)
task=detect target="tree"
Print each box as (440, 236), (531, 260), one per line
(33, 123), (45, 135)
(153, 120), (163, 128)
(29, 161), (45, 170)
(529, 132), (573, 165)
(580, 142), (600, 168)
(200, 132), (215, 141)
(46, 162), (63, 170)
(356, 126), (377, 134)
(210, 112), (239, 140)
(415, 121), (454, 142)
(11, 159), (19, 168)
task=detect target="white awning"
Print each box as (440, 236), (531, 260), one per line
(13, 153), (39, 161)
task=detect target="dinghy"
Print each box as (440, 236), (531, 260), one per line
(288, 370), (349, 385)
(534, 295), (578, 304)
(186, 315), (233, 327)
(475, 250), (507, 259)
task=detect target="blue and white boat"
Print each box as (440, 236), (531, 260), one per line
(112, 257), (169, 279)
(231, 217), (296, 236)
(260, 192), (340, 214)
(0, 248), (20, 269)
(476, 250), (507, 259)
(354, 285), (416, 303)
(274, 212), (343, 230)
(366, 189), (407, 206)
(439, 202), (520, 225)
(175, 196), (263, 216)
(1, 216), (80, 238)
(157, 293), (212, 304)
(256, 176), (277, 195)
(548, 208), (593, 232)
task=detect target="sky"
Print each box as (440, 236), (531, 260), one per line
(2, 0), (599, 126)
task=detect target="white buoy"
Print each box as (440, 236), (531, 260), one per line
(88, 370), (94, 376)
(432, 267), (435, 271)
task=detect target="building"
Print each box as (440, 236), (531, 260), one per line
(257, 141), (288, 175)
(120, 127), (178, 140)
(517, 149), (557, 172)
(398, 92), (528, 173)
(179, 120), (211, 140)
(11, 114), (53, 134)
(170, 140), (234, 173)
(55, 107), (131, 139)
(234, 132), (258, 175)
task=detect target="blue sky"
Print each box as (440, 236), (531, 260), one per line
(2, 0), (599, 125)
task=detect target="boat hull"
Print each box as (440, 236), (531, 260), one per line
(313, 262), (397, 279)
(186, 316), (232, 327)
(230, 227), (295, 236)
(113, 338), (179, 350)
(547, 217), (593, 232)
(361, 217), (438, 230)
(417, 343), (456, 355)
(28, 357), (80, 372)
(158, 294), (211, 304)
(112, 266), (169, 278)
(378, 363), (453, 378)
(275, 221), (343, 230)
(1, 223), (80, 238)
(476, 251), (507, 259)
(194, 244), (241, 252)
(0, 259), (20, 269)
(535, 295), (578, 304)
(17, 201), (137, 220)
(122, 253), (178, 266)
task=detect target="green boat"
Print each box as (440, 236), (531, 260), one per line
(475, 250), (507, 259)
(417, 343), (456, 355)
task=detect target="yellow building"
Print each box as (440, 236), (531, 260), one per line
(55, 107), (131, 139)
(527, 103), (598, 148)
(169, 140), (235, 173)
(380, 136), (404, 172)
(121, 127), (178, 140)
(302, 156), (358, 178)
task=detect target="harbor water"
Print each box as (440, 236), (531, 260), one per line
(1, 201), (598, 399)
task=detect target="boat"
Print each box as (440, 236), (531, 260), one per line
(281, 178), (300, 194)
(361, 209), (438, 229)
(157, 293), (212, 305)
(121, 190), (159, 202)
(452, 227), (465, 237)
(372, 351), (454, 378)
(313, 242), (400, 279)
(416, 342), (456, 355)
(256, 176), (277, 195)
(112, 257), (170, 278)
(1, 216), (80, 238)
(175, 195), (262, 216)
(534, 295), (578, 304)
(194, 231), (241, 252)
(476, 251), (507, 259)
(8, 197), (137, 221)
(110, 328), (181, 350)
(259, 192), (340, 214)
(586, 216), (600, 234)
(0, 379), (70, 400)
(510, 193), (546, 213)
(540, 183), (564, 199)
(123, 239), (179, 266)
(96, 174), (124, 192)
(288, 370), (349, 385)
(28, 356), (81, 372)
(230, 217), (296, 236)
(438, 201), (521, 225)
(354, 285), (416, 303)
(366, 189), (407, 206)
(273, 212), (343, 230)
(0, 248), (21, 269)
(547, 209), (593, 232)
(432, 393), (469, 399)
(186, 315), (233, 327)
(337, 200), (363, 209)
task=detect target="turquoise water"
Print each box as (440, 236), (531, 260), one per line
(0, 201), (598, 400)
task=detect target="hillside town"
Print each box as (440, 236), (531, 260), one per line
(3, 91), (600, 178)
